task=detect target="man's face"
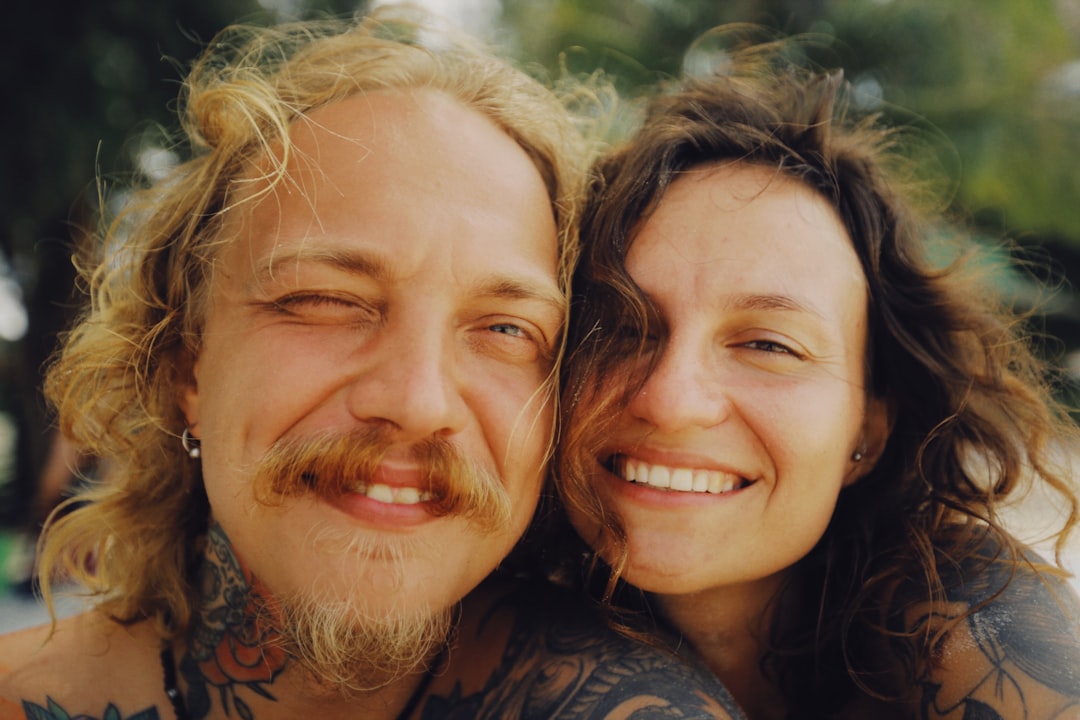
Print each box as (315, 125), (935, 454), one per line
(180, 89), (562, 620)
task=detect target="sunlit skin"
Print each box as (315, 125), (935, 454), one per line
(180, 89), (562, 619)
(570, 162), (889, 660)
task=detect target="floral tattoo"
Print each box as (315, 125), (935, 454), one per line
(178, 523), (287, 720)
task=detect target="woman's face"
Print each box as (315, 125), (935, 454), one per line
(570, 162), (886, 600)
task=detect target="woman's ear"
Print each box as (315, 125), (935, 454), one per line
(842, 394), (894, 487)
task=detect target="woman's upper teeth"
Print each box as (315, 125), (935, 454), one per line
(618, 457), (745, 494)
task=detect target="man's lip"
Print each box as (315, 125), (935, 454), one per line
(325, 489), (438, 527)
(302, 461), (435, 506)
(347, 461), (436, 504)
(346, 482), (433, 505)
(371, 462), (428, 488)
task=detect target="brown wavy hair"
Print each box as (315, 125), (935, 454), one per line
(38, 6), (595, 640)
(557, 32), (1079, 708)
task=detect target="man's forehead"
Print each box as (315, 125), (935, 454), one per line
(211, 88), (561, 309)
(226, 90), (555, 230)
(233, 89), (533, 199)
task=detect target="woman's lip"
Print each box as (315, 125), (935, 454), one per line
(604, 448), (750, 478)
(606, 453), (754, 495)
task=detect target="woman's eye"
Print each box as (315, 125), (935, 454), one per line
(742, 339), (796, 355)
(613, 324), (658, 344)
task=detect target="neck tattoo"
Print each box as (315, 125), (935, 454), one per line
(160, 642), (448, 720)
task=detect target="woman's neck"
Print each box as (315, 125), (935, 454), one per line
(651, 573), (789, 720)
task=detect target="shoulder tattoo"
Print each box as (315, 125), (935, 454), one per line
(903, 551), (1080, 719)
(420, 586), (742, 719)
(21, 697), (160, 720)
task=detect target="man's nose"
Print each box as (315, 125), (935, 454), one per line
(626, 338), (732, 433)
(346, 318), (469, 442)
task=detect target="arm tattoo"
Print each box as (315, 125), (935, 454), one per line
(21, 698), (160, 720)
(177, 524), (286, 720)
(420, 584), (742, 719)
(904, 546), (1080, 719)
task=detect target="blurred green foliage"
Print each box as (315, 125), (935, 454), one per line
(503, 0), (1080, 243)
(0, 0), (362, 525)
(500, 0), (1080, 407)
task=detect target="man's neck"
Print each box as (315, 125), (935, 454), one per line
(170, 523), (441, 720)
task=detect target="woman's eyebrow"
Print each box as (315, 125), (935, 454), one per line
(725, 292), (826, 320)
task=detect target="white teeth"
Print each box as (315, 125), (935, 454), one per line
(353, 483), (431, 505)
(615, 457), (747, 495)
(708, 473), (725, 494)
(670, 468), (693, 491)
(396, 487), (421, 504)
(367, 483), (395, 503)
(713, 473), (740, 493)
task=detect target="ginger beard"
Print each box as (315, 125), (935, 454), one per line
(245, 425), (514, 693)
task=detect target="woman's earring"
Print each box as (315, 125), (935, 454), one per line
(851, 442), (867, 463)
(182, 427), (201, 459)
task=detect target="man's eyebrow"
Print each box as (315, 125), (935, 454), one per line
(251, 248), (566, 314)
(253, 248), (391, 285)
(472, 277), (567, 318)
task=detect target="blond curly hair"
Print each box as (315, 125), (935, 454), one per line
(39, 6), (593, 640)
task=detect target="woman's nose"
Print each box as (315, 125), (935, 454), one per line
(626, 339), (731, 433)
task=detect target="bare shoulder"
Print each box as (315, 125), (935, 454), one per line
(419, 578), (746, 720)
(900, 541), (1080, 720)
(0, 611), (169, 720)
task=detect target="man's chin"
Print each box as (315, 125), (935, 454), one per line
(277, 594), (455, 696)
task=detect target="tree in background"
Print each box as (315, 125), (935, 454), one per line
(502, 0), (1080, 391)
(0, 0), (359, 530)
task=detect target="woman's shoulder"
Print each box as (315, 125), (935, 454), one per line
(893, 530), (1080, 719)
(437, 576), (747, 719)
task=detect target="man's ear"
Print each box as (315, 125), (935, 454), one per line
(842, 394), (894, 488)
(176, 352), (201, 435)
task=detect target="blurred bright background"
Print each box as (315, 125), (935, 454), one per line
(2, 0), (1080, 620)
